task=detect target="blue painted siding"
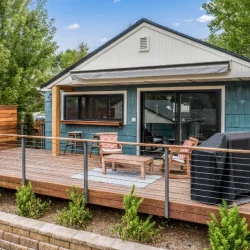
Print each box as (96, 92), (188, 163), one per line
(45, 91), (52, 150)
(45, 81), (250, 154)
(60, 85), (138, 154)
(225, 82), (250, 132)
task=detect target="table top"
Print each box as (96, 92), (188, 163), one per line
(104, 154), (153, 162)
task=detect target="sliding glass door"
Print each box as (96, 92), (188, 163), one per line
(141, 90), (221, 155)
(179, 92), (219, 143)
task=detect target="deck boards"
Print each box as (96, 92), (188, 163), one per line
(1, 147), (250, 224)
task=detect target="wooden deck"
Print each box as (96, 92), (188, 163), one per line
(1, 147), (250, 224)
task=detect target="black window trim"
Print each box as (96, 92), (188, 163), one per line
(63, 94), (125, 122)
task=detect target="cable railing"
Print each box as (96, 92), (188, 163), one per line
(0, 133), (250, 222)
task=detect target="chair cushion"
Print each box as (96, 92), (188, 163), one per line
(99, 134), (118, 149)
(153, 138), (163, 143)
(102, 149), (122, 153)
(178, 140), (195, 160)
(172, 155), (185, 164)
(162, 154), (185, 164)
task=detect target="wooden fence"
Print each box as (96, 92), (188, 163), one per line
(0, 105), (17, 150)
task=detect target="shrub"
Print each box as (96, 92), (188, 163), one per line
(16, 182), (50, 219)
(24, 112), (34, 127)
(55, 186), (92, 228)
(115, 184), (161, 243)
(206, 200), (250, 250)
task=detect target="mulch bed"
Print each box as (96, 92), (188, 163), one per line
(0, 188), (209, 250)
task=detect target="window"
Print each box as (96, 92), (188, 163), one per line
(65, 96), (79, 119)
(64, 94), (124, 121)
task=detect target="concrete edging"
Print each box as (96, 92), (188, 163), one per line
(0, 211), (164, 250)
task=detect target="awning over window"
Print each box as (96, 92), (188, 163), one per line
(70, 62), (230, 81)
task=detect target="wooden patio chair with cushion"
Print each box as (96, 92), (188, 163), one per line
(161, 137), (199, 178)
(99, 133), (122, 162)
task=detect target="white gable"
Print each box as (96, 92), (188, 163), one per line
(43, 21), (250, 89)
(76, 23), (250, 72)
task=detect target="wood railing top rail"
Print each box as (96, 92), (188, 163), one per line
(1, 133), (250, 154)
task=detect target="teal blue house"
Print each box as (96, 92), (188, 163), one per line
(41, 19), (250, 156)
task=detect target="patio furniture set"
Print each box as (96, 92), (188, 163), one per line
(64, 131), (199, 179)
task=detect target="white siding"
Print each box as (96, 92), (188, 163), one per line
(76, 25), (247, 72)
(45, 22), (250, 89)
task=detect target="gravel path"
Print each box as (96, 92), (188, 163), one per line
(0, 188), (209, 250)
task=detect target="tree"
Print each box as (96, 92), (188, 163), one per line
(52, 42), (89, 73)
(0, 0), (58, 113)
(203, 0), (250, 58)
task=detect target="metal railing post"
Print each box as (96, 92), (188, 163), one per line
(83, 141), (88, 204)
(164, 147), (169, 218)
(21, 137), (26, 185)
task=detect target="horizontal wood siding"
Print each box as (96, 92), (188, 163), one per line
(0, 106), (17, 150)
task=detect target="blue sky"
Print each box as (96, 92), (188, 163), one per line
(46, 0), (214, 52)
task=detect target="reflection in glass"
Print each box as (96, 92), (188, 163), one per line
(65, 96), (79, 119)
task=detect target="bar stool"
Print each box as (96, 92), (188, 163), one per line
(89, 133), (100, 158)
(63, 131), (84, 155)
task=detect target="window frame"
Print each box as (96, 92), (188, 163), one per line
(62, 91), (127, 124)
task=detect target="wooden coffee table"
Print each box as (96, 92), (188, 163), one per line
(102, 154), (154, 180)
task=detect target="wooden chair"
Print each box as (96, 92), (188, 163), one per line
(143, 129), (164, 151)
(89, 132), (117, 158)
(99, 133), (122, 162)
(161, 137), (199, 178)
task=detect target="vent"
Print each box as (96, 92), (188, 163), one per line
(139, 36), (150, 51)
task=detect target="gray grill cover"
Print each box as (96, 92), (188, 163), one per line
(191, 132), (250, 204)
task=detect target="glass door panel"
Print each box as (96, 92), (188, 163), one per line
(142, 93), (177, 155)
(180, 92), (218, 143)
(141, 90), (220, 156)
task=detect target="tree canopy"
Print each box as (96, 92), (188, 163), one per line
(203, 0), (250, 58)
(51, 42), (89, 75)
(0, 0), (58, 113)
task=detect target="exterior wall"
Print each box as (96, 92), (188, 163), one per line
(45, 23), (250, 90)
(45, 91), (52, 149)
(45, 81), (250, 154)
(77, 25), (250, 75)
(225, 82), (250, 132)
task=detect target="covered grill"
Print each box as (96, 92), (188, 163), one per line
(191, 132), (250, 204)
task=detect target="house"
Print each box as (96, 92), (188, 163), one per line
(41, 18), (250, 156)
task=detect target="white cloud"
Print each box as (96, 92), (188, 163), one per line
(100, 37), (108, 43)
(184, 19), (193, 22)
(173, 23), (180, 27)
(67, 23), (80, 30)
(196, 15), (215, 23)
(200, 6), (204, 10)
(113, 0), (121, 3)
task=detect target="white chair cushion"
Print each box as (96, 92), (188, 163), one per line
(172, 155), (185, 164)
(153, 138), (162, 143)
(102, 149), (122, 153)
